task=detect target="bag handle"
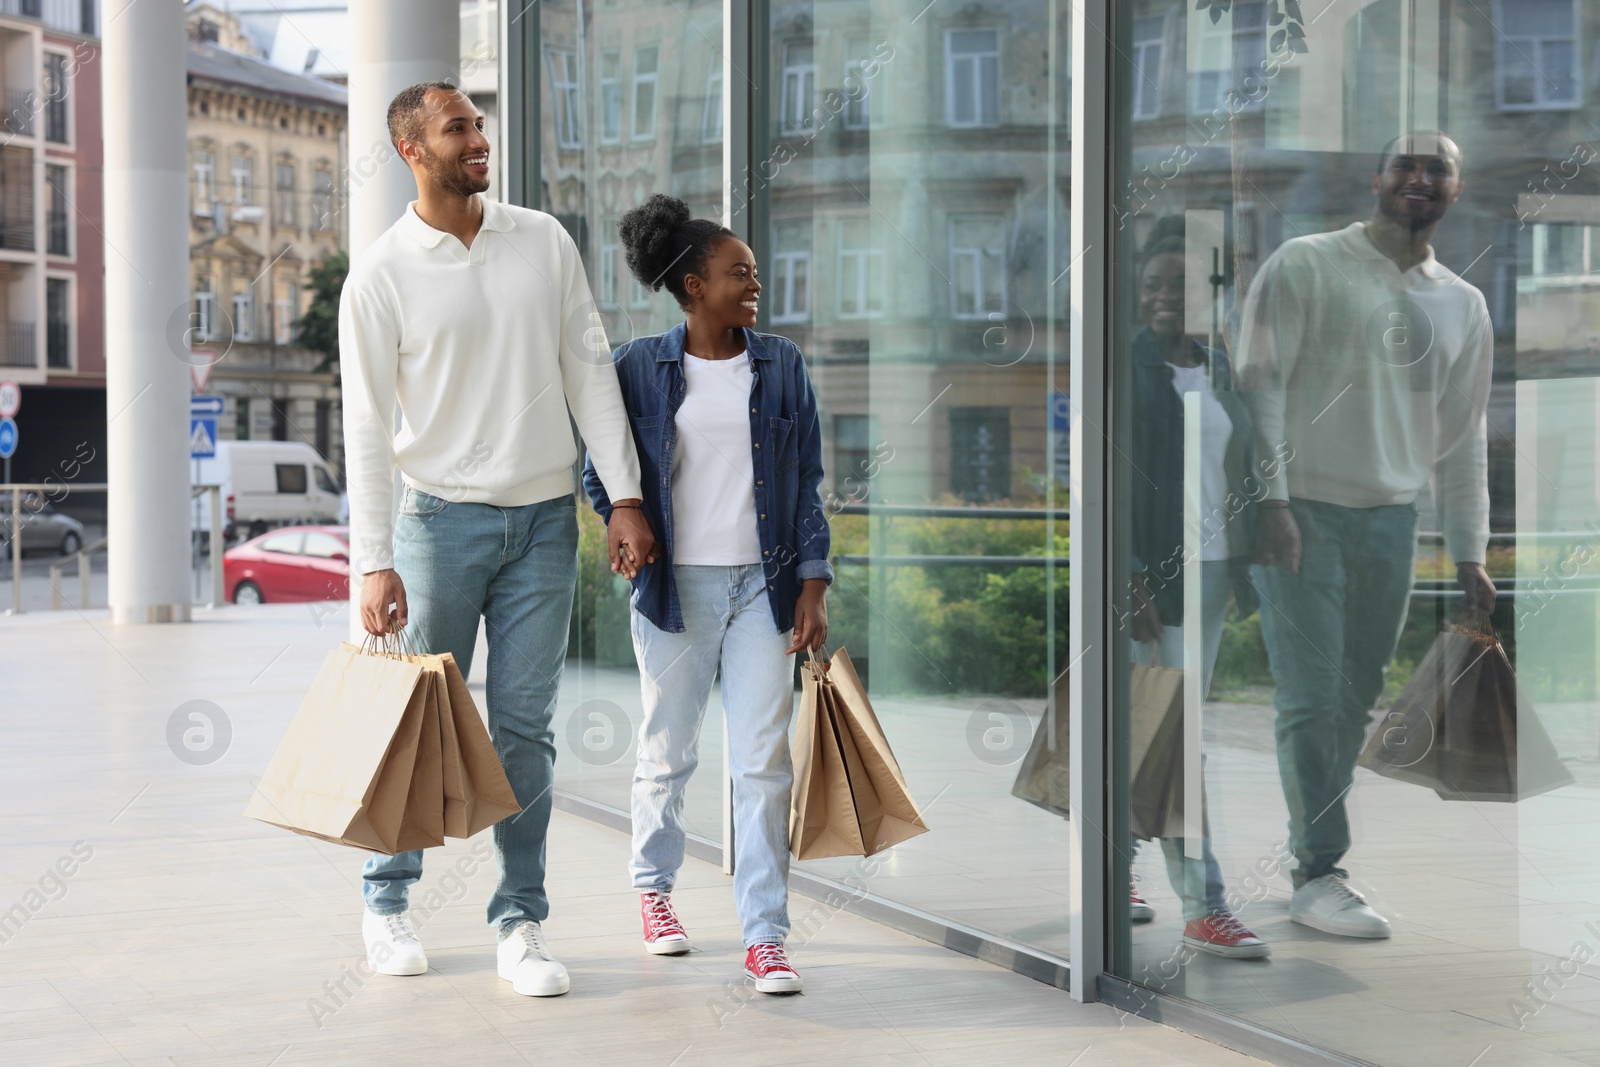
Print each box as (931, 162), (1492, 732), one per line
(1454, 606), (1500, 644)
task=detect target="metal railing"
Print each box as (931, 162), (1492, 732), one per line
(0, 321), (33, 367)
(2, 89), (32, 138)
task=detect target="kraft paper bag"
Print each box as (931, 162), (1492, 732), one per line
(1012, 669), (1072, 818)
(428, 650), (521, 836)
(1128, 661), (1189, 841)
(789, 648), (929, 860)
(244, 643), (444, 854)
(1359, 623), (1573, 803)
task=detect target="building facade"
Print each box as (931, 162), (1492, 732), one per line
(185, 3), (347, 477)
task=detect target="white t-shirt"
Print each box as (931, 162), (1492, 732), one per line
(671, 352), (764, 565)
(1169, 363), (1235, 562)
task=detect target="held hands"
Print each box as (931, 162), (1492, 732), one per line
(788, 579), (829, 655)
(607, 500), (659, 579)
(359, 568), (408, 636)
(1253, 503), (1301, 574)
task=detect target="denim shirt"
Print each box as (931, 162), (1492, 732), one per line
(582, 323), (834, 634)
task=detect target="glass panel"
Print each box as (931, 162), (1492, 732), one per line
(539, 0), (725, 843)
(761, 1), (1070, 962)
(1109, 0), (1600, 1061)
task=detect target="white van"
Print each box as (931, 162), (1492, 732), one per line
(192, 441), (342, 542)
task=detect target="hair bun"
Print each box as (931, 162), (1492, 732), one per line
(619, 193), (693, 292)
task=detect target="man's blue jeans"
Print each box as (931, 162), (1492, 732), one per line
(1253, 498), (1417, 888)
(361, 486), (578, 934)
(629, 565), (796, 946)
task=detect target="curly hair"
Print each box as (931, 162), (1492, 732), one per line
(617, 193), (736, 309)
(387, 80), (459, 150)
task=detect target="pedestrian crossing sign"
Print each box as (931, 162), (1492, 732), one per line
(190, 417), (217, 459)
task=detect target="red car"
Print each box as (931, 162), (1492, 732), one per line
(225, 525), (351, 605)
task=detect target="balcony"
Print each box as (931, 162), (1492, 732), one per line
(0, 320), (34, 367)
(2, 88), (31, 138)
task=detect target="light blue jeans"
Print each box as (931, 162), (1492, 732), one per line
(1254, 499), (1417, 888)
(361, 486), (578, 935)
(1129, 559), (1232, 920)
(630, 564), (796, 946)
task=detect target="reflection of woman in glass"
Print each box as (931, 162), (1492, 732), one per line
(1127, 222), (1269, 959)
(582, 194), (832, 994)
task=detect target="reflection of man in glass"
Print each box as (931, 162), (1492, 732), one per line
(1236, 132), (1495, 939)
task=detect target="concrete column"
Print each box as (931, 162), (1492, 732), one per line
(346, 0), (459, 641)
(104, 0), (192, 624)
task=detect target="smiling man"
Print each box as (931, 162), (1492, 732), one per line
(339, 81), (656, 997)
(1233, 130), (1494, 940)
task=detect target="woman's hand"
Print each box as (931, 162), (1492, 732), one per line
(1130, 573), (1163, 644)
(607, 500), (658, 579)
(788, 579), (829, 654)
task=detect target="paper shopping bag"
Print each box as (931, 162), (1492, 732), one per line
(1012, 669), (1072, 818)
(1358, 624), (1573, 802)
(789, 648), (929, 859)
(1128, 661), (1188, 840)
(427, 651), (521, 836)
(244, 643), (447, 853)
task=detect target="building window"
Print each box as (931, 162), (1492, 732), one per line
(194, 151), (216, 216)
(945, 28), (1000, 128)
(598, 238), (618, 308)
(274, 161), (296, 227)
(1495, 0), (1579, 109)
(950, 406), (1012, 503)
(702, 60), (723, 143)
(1526, 221), (1599, 281)
(42, 53), (68, 144)
(274, 293), (293, 344)
(599, 51), (622, 144)
(1131, 16), (1164, 120)
(231, 153), (253, 207)
(547, 49), (582, 149)
(770, 219), (811, 324)
(838, 223), (885, 319)
(312, 169), (334, 231)
(950, 215), (1007, 319)
(45, 164), (68, 257)
(194, 284), (214, 341)
(460, 0), (498, 64)
(315, 400), (332, 460)
(833, 415), (877, 501)
(45, 278), (69, 370)
(780, 41), (817, 134)
(842, 40), (876, 130)
(233, 290), (253, 341)
(631, 45), (660, 141)
(1190, 1), (1269, 113)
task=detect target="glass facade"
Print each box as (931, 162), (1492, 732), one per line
(507, 1), (1600, 1060)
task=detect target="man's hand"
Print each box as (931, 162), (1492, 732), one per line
(1253, 504), (1301, 574)
(788, 579), (829, 655)
(1457, 561), (1497, 615)
(607, 500), (658, 580)
(360, 568), (407, 636)
(1130, 573), (1164, 643)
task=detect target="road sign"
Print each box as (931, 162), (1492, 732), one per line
(0, 416), (16, 459)
(190, 357), (215, 394)
(0, 380), (17, 418)
(189, 418), (217, 459)
(1050, 392), (1071, 433)
(190, 395), (225, 417)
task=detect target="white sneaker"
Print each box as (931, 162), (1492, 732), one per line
(362, 910), (428, 976)
(1290, 875), (1391, 939)
(496, 920), (570, 997)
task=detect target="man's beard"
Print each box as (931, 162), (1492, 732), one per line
(419, 142), (490, 196)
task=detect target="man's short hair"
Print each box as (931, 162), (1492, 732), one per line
(1376, 130), (1464, 177)
(387, 81), (460, 150)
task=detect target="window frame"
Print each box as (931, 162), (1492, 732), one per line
(232, 289), (254, 341)
(948, 214), (1009, 320)
(44, 273), (73, 371)
(598, 239), (619, 309)
(702, 59), (724, 144)
(42, 49), (70, 145)
(837, 221), (886, 320)
(546, 48), (583, 150)
(311, 166), (335, 232)
(630, 45), (661, 142)
(842, 45), (875, 131)
(274, 159), (297, 228)
(1131, 16), (1164, 121)
(780, 40), (818, 135)
(193, 283), (215, 341)
(944, 27), (1001, 129)
(1493, 0), (1581, 111)
(193, 150), (216, 217)
(44, 161), (70, 259)
(1188, 1), (1269, 115)
(599, 50), (623, 144)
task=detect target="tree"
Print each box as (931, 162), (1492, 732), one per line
(294, 249), (347, 374)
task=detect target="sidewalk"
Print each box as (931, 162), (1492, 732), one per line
(0, 605), (1270, 1067)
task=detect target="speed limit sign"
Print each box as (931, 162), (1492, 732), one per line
(0, 380), (17, 419)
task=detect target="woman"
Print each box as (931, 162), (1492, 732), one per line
(1126, 225), (1269, 959)
(583, 194), (831, 994)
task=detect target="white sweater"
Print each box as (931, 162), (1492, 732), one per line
(339, 197), (642, 574)
(1234, 222), (1493, 565)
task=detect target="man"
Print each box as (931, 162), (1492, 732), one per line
(340, 81), (656, 997)
(1235, 131), (1495, 939)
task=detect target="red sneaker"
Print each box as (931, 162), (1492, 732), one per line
(1129, 880), (1155, 924)
(640, 890), (691, 956)
(1183, 911), (1271, 959)
(744, 942), (803, 994)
